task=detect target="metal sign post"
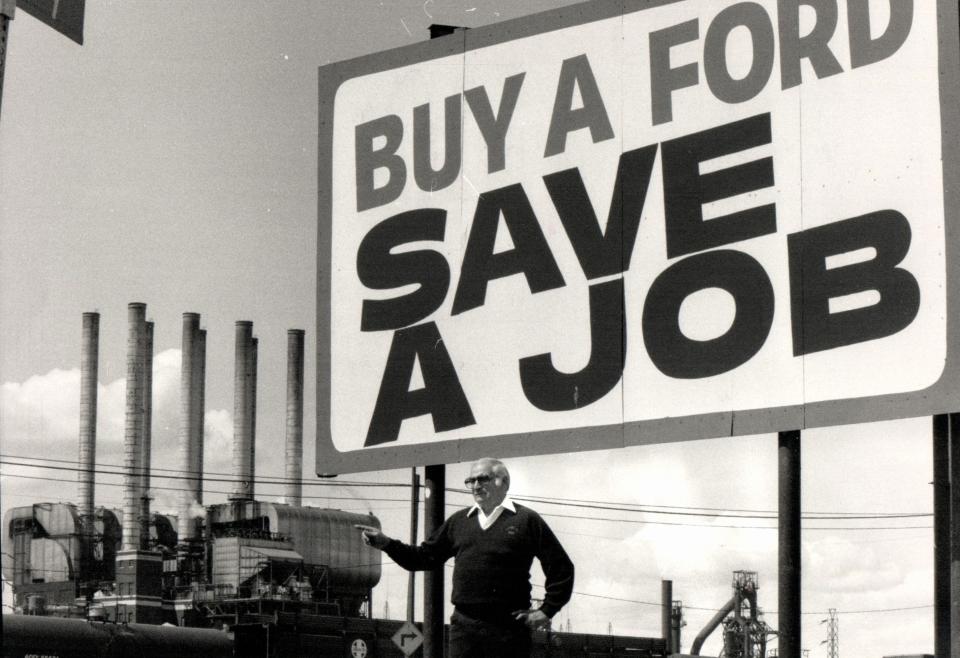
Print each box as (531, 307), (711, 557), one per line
(934, 414), (950, 657)
(950, 414), (960, 656)
(407, 468), (420, 623)
(778, 430), (801, 658)
(423, 464), (445, 658)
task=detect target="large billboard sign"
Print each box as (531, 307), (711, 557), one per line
(317, 0), (960, 474)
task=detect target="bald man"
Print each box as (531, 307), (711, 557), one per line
(358, 458), (574, 657)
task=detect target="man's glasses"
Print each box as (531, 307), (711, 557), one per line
(464, 474), (493, 487)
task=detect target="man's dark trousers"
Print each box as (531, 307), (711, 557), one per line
(448, 610), (533, 658)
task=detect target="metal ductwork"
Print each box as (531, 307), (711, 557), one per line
(178, 314), (206, 541)
(77, 312), (99, 523)
(690, 596), (736, 655)
(285, 329), (305, 507)
(231, 322), (256, 501)
(122, 303), (147, 552)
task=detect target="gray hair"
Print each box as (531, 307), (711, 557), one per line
(473, 457), (510, 484)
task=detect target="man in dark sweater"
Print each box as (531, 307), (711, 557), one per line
(357, 457), (574, 657)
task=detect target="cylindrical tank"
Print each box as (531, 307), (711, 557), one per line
(205, 503), (382, 594)
(3, 616), (233, 658)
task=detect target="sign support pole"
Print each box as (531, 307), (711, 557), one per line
(407, 468), (420, 623)
(423, 464), (445, 658)
(949, 414), (960, 656)
(934, 414), (950, 656)
(778, 430), (801, 658)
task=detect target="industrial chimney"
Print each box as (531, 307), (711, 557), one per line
(192, 328), (206, 519)
(231, 322), (256, 501)
(77, 312), (99, 523)
(139, 320), (154, 551)
(249, 337), (258, 499)
(122, 303), (147, 552)
(285, 329), (305, 507)
(115, 303), (164, 624)
(178, 313), (205, 542)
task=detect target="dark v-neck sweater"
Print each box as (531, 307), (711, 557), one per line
(384, 503), (574, 620)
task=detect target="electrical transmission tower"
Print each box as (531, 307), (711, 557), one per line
(824, 608), (839, 658)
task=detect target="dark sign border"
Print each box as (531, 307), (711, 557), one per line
(317, 0), (960, 475)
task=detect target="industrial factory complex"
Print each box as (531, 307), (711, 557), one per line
(1, 305), (688, 657)
(3, 0), (957, 655)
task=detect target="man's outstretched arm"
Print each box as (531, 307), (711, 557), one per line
(356, 524), (451, 571)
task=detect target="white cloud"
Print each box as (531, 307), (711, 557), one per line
(1, 351), (235, 514)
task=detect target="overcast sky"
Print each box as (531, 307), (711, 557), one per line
(0, 2), (944, 656)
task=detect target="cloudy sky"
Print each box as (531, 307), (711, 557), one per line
(0, 1), (943, 656)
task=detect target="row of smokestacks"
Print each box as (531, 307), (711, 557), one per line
(76, 304), (307, 551)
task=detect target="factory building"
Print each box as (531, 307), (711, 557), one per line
(1, 305), (382, 627)
(3, 304), (673, 657)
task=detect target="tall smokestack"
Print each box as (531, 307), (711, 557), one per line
(249, 337), (258, 500)
(78, 312), (99, 522)
(122, 303), (147, 552)
(285, 330), (305, 507)
(231, 322), (254, 501)
(661, 579), (673, 653)
(192, 328), (206, 521)
(139, 320), (154, 550)
(178, 314), (200, 541)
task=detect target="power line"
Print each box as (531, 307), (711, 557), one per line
(2, 467), (933, 530)
(3, 458), (933, 525)
(0, 472), (409, 506)
(2, 451), (935, 518)
(2, 472), (932, 532)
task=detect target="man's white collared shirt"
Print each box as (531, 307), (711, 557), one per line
(468, 497), (516, 530)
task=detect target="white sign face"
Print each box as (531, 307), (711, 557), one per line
(318, 0), (960, 474)
(391, 621), (424, 656)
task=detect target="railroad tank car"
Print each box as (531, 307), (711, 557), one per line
(2, 615), (233, 658)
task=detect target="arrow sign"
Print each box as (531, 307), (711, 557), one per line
(18, 0), (84, 44)
(391, 621), (423, 657)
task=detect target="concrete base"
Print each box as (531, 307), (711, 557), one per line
(113, 550), (164, 624)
